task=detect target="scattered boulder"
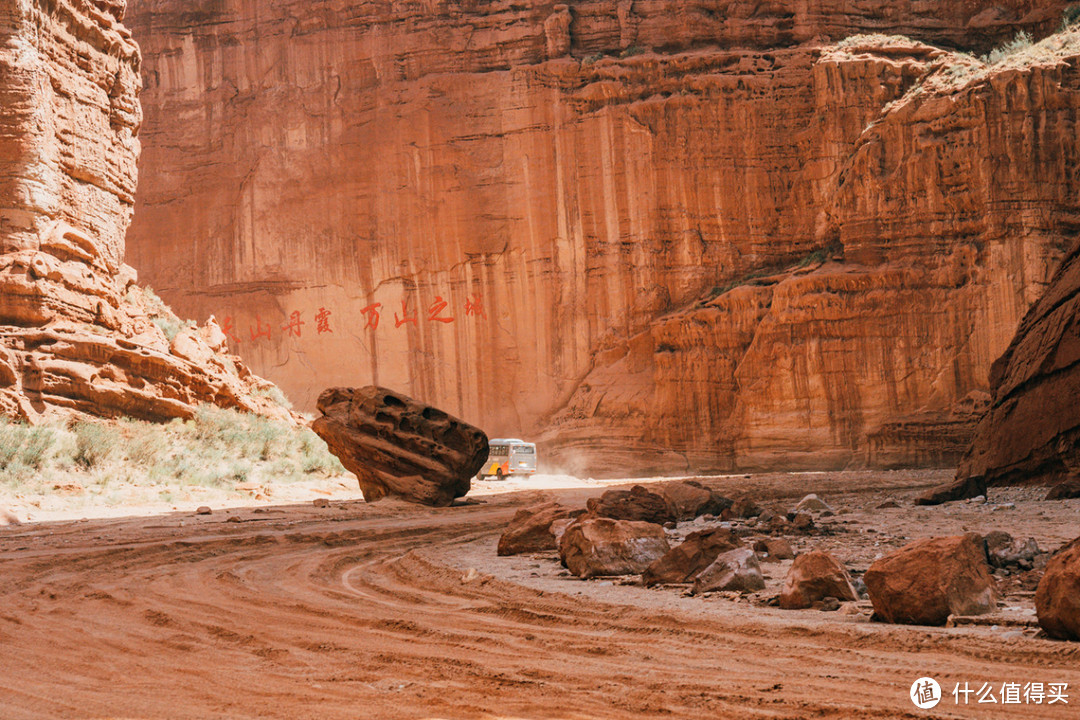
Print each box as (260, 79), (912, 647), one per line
(795, 494), (832, 513)
(586, 485), (676, 525)
(730, 496), (762, 519)
(914, 475), (986, 506)
(559, 518), (670, 579)
(753, 538), (795, 562)
(778, 552), (858, 609)
(1046, 478), (1080, 500)
(195, 506), (212, 515)
(311, 386), (488, 507)
(497, 503), (585, 556)
(312, 498), (330, 508)
(982, 531), (1041, 570)
(693, 547), (765, 594)
(642, 528), (742, 587)
(864, 533), (998, 625)
(1035, 537), (1080, 641)
(791, 512), (814, 533)
(655, 481), (732, 521)
(550, 517), (578, 546)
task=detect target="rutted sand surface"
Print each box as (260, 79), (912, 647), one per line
(0, 471), (1077, 719)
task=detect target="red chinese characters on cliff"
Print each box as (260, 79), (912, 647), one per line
(221, 294), (485, 348)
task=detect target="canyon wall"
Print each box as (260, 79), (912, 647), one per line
(125, 0), (1076, 473)
(957, 236), (1080, 487)
(0, 0), (291, 422)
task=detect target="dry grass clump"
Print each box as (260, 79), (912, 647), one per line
(0, 408), (346, 503)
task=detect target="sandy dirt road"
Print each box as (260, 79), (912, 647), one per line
(0, 474), (1078, 720)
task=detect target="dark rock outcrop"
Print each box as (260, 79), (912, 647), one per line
(957, 240), (1080, 487)
(311, 386), (488, 506)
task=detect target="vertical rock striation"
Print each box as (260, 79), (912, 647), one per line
(124, 0), (1078, 471)
(0, 0), (291, 422)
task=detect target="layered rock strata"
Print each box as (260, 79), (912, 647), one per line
(125, 0), (1077, 472)
(0, 0), (291, 422)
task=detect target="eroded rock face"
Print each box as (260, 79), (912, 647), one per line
(958, 239), (1080, 487)
(124, 2), (1076, 475)
(864, 534), (998, 626)
(778, 552), (858, 610)
(642, 527), (741, 587)
(497, 503), (585, 556)
(558, 517), (669, 579)
(1035, 537), (1080, 641)
(0, 0), (291, 424)
(311, 386), (488, 506)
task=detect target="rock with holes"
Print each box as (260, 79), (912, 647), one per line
(559, 517), (670, 579)
(498, 502), (586, 556)
(642, 527), (742, 586)
(311, 386), (488, 506)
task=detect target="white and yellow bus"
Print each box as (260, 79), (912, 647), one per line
(478, 438), (537, 480)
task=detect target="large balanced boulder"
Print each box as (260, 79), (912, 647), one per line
(642, 528), (742, 587)
(1035, 537), (1080, 641)
(586, 485), (677, 525)
(311, 386), (488, 506)
(497, 503), (585, 556)
(693, 547), (765, 595)
(864, 533), (998, 625)
(559, 518), (670, 579)
(654, 482), (733, 521)
(778, 552), (858, 609)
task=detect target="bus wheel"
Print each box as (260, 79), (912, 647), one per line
(495, 469), (504, 481)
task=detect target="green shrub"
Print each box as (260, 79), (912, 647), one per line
(619, 45), (645, 58)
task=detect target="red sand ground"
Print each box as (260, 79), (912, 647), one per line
(0, 470), (1077, 719)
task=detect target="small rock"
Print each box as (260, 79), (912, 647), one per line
(461, 567), (481, 584)
(795, 494), (832, 513)
(226, 516), (242, 523)
(753, 538), (795, 562)
(991, 503), (1016, 512)
(195, 506), (212, 515)
(730, 496), (762, 519)
(313, 498), (330, 508)
(970, 495), (987, 504)
(791, 512), (814, 532)
(814, 596), (841, 612)
(875, 500), (900, 509)
(643, 527), (742, 586)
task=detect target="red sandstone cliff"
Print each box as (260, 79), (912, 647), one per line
(0, 0), (291, 422)
(124, 1), (1076, 472)
(957, 235), (1080, 487)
